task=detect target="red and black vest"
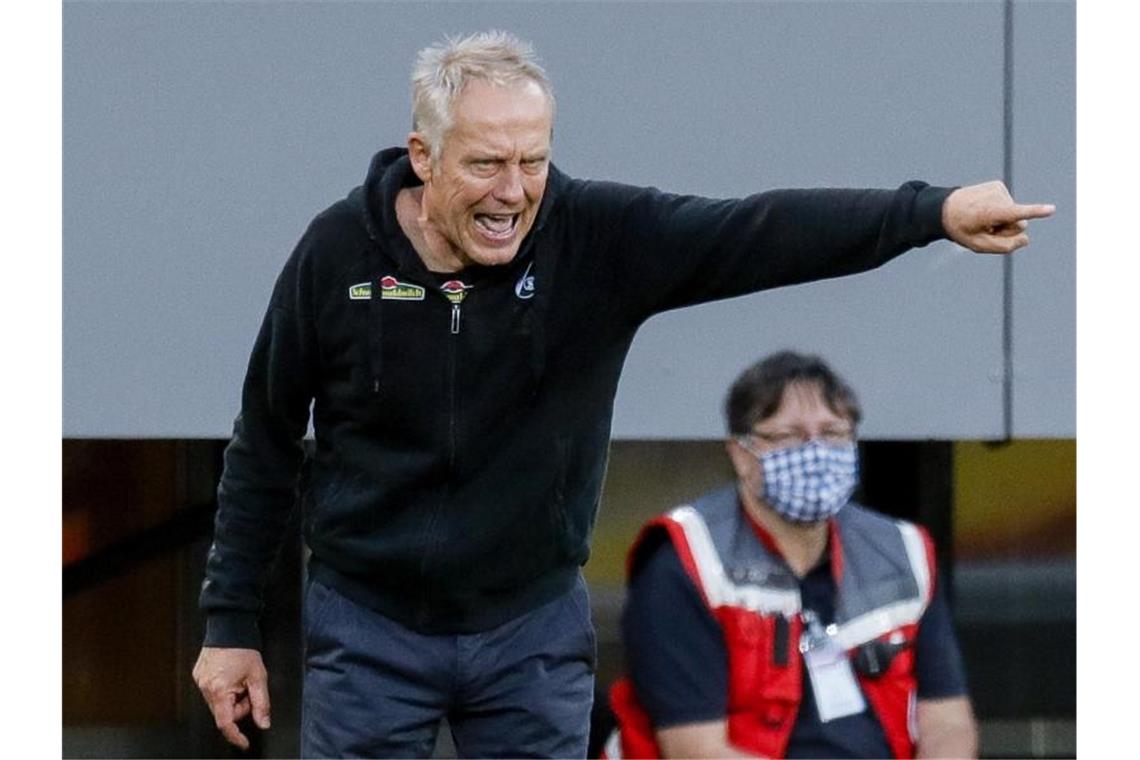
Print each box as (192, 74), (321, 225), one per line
(605, 486), (937, 759)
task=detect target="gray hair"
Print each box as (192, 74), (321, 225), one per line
(411, 30), (555, 161)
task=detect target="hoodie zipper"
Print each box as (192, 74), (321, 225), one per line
(437, 280), (468, 468)
(446, 298), (460, 470)
(415, 284), (465, 627)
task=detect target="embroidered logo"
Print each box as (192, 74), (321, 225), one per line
(380, 275), (425, 301)
(441, 280), (471, 305)
(348, 282), (373, 300)
(514, 261), (535, 300)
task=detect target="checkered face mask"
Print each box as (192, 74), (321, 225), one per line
(756, 439), (859, 523)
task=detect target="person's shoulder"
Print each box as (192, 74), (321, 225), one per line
(685, 484), (743, 528)
(628, 518), (679, 582)
(552, 164), (662, 214)
(840, 502), (933, 545)
(843, 502), (917, 530)
(634, 485), (741, 564)
(626, 487), (726, 576)
(289, 147), (403, 266)
(281, 188), (374, 278)
(840, 503), (937, 567)
(307, 188), (370, 246)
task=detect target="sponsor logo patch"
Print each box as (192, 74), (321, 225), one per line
(515, 261), (535, 300)
(440, 280), (471, 305)
(348, 282), (373, 300)
(380, 275), (425, 301)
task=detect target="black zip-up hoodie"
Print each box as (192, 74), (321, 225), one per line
(201, 148), (952, 647)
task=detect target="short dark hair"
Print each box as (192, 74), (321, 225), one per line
(724, 351), (862, 435)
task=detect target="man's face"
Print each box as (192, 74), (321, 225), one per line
(409, 78), (553, 270)
(729, 382), (856, 497)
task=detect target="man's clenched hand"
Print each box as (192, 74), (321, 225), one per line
(942, 180), (1055, 254)
(192, 647), (271, 750)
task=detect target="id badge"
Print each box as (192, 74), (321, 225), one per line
(802, 625), (866, 722)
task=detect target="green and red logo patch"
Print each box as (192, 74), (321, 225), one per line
(381, 276), (426, 301)
(440, 280), (471, 304)
(351, 277), (468, 303)
(348, 277), (426, 301)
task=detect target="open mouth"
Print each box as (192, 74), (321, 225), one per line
(474, 213), (520, 241)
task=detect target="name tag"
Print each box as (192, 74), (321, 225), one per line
(802, 617), (867, 722)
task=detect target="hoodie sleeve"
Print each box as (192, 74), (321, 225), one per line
(574, 180), (953, 321)
(199, 227), (321, 650)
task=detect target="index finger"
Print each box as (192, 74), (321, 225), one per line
(1002, 202), (1056, 222)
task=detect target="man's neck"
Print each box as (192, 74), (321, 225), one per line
(739, 486), (829, 578)
(395, 186), (465, 274)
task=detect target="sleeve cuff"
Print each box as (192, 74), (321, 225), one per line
(912, 184), (958, 245)
(204, 611), (262, 650)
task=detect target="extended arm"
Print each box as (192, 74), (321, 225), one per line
(602, 180), (952, 318)
(577, 176), (1052, 320)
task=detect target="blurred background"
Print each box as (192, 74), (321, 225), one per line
(62, 1), (1074, 757)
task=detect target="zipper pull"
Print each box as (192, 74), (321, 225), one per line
(440, 280), (469, 335)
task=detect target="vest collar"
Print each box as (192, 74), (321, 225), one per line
(739, 500), (846, 587)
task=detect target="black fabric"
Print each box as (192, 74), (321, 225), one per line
(623, 539), (968, 757)
(201, 146), (954, 643)
(914, 583), (970, 699)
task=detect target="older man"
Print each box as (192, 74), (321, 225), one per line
(607, 351), (976, 759)
(194, 30), (1044, 758)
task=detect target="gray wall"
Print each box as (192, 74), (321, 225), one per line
(1010, 1), (1076, 437)
(63, 1), (1074, 439)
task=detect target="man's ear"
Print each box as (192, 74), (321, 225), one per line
(407, 132), (433, 184)
(725, 438), (755, 481)
(727, 438), (766, 500)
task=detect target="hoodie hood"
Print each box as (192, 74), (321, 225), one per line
(346, 147), (566, 400)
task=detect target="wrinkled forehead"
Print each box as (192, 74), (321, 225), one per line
(439, 102), (551, 166)
(449, 79), (553, 134)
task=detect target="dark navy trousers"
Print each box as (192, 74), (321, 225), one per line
(300, 574), (597, 758)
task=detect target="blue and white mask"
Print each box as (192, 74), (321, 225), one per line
(754, 439), (859, 523)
